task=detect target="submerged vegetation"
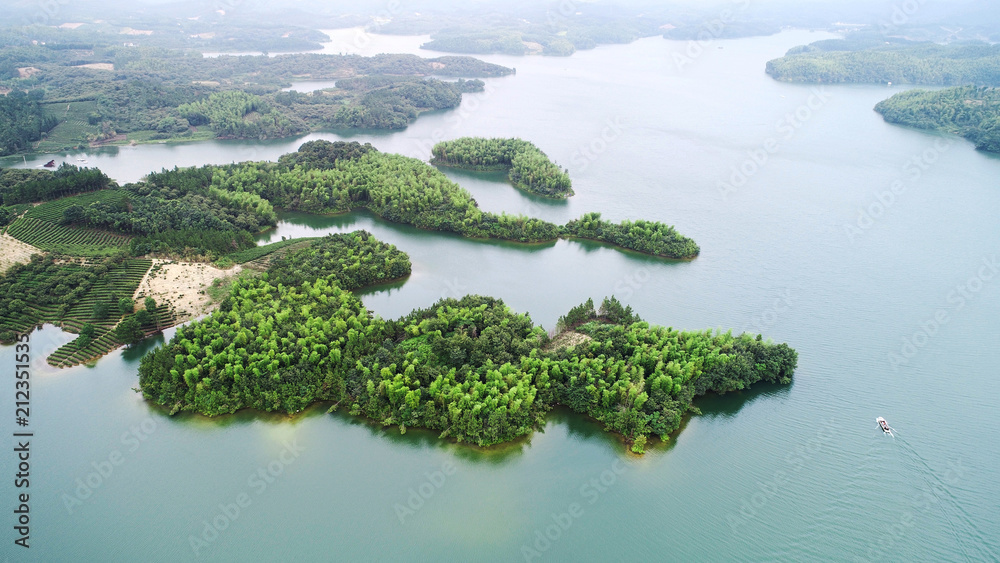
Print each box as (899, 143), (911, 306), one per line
(431, 137), (573, 199)
(874, 86), (1000, 152)
(138, 233), (796, 452)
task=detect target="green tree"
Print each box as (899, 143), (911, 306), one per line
(118, 297), (135, 316)
(115, 315), (145, 346)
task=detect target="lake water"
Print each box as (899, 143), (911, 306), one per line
(3, 30), (999, 562)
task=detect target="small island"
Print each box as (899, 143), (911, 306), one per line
(874, 86), (1000, 152)
(562, 212), (700, 260)
(138, 233), (797, 453)
(431, 137), (574, 199)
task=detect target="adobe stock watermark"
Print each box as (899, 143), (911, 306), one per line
(520, 459), (628, 561)
(719, 88), (833, 201)
(394, 460), (457, 524)
(438, 276), (470, 300)
(20, 0), (71, 26)
(545, 0), (579, 29)
(888, 254), (998, 371)
(214, 0), (245, 15)
(727, 418), (836, 532)
(739, 289), (795, 336)
(350, 0), (403, 51)
(568, 117), (625, 173)
(414, 82), (499, 158)
(60, 417), (158, 515)
(671, 0), (752, 71)
(188, 438), (304, 556)
(844, 138), (953, 243)
(878, 0), (928, 38)
(851, 459), (989, 562)
(610, 267), (651, 301)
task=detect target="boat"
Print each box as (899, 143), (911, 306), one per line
(876, 417), (894, 437)
(43, 159), (56, 168)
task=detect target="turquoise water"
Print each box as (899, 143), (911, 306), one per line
(2, 30), (999, 562)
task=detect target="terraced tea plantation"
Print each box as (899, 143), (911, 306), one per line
(0, 256), (173, 367)
(49, 302), (175, 368)
(34, 101), (102, 153)
(7, 190), (131, 256)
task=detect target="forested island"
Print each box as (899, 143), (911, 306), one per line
(0, 25), (511, 153)
(431, 137), (573, 199)
(874, 86), (1000, 153)
(766, 36), (1000, 86)
(564, 213), (700, 260)
(138, 230), (796, 452)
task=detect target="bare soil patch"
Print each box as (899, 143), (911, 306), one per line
(0, 234), (43, 274)
(134, 260), (242, 322)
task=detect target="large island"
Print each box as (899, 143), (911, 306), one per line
(138, 231), (796, 453)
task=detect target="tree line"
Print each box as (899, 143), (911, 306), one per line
(1, 164), (111, 205)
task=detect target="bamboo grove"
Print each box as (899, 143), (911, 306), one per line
(431, 137), (574, 199)
(138, 232), (796, 452)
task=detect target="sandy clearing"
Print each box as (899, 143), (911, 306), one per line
(0, 234), (43, 274)
(58, 23), (85, 29)
(17, 67), (41, 78)
(133, 259), (242, 322)
(74, 63), (114, 71)
(544, 330), (593, 352)
(121, 28), (154, 35)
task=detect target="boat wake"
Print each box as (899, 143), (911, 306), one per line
(895, 436), (1000, 562)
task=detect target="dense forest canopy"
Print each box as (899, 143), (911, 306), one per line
(0, 27), (512, 152)
(206, 149), (562, 243)
(766, 36), (1000, 86)
(0, 90), (58, 155)
(431, 137), (574, 199)
(138, 231), (796, 451)
(874, 86), (1000, 152)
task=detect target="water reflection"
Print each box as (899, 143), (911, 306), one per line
(694, 381), (793, 420)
